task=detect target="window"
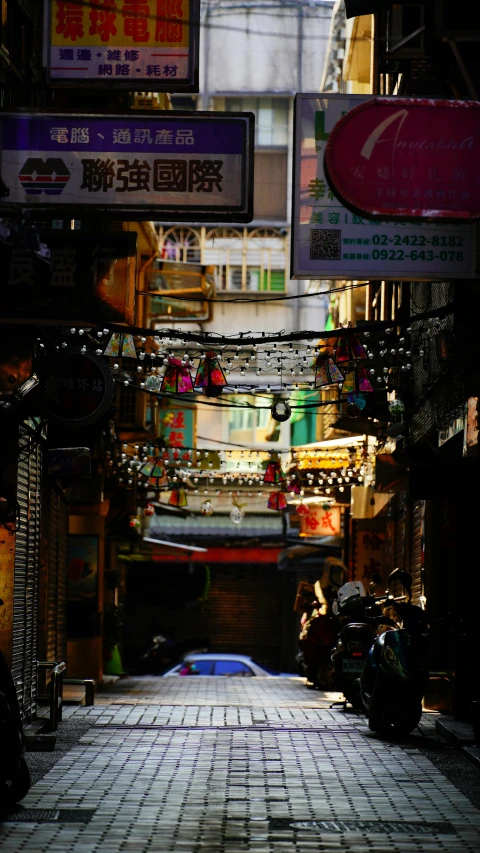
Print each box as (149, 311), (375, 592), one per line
(225, 97), (289, 148)
(228, 395), (273, 445)
(214, 660), (254, 676)
(186, 659), (213, 675)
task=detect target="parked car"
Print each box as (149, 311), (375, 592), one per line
(162, 653), (290, 677)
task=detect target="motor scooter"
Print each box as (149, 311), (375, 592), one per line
(0, 648), (30, 805)
(331, 581), (377, 709)
(360, 568), (430, 737)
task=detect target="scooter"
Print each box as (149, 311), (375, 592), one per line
(360, 568), (430, 737)
(331, 581), (377, 709)
(0, 648), (30, 805)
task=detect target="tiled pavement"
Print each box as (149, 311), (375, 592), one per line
(1, 677), (480, 852)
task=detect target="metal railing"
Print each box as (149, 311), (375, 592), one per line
(36, 663), (95, 732)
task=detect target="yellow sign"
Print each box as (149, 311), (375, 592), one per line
(49, 1), (198, 89)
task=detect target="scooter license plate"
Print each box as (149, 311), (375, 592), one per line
(342, 658), (365, 673)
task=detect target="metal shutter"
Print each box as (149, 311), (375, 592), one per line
(11, 426), (42, 722)
(394, 494), (406, 572)
(47, 486), (68, 664)
(409, 501), (424, 606)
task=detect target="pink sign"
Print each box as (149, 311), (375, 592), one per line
(324, 98), (480, 221)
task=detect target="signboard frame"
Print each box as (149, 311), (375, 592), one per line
(46, 0), (200, 92)
(0, 110), (255, 223)
(291, 93), (477, 281)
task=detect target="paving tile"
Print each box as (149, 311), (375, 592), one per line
(1, 677), (478, 852)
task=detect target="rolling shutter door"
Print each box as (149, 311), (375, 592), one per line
(394, 494), (406, 572)
(47, 487), (68, 664)
(410, 501), (424, 606)
(11, 427), (42, 722)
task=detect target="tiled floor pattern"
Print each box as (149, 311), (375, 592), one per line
(1, 677), (478, 852)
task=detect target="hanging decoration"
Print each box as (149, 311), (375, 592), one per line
(271, 400), (291, 422)
(200, 499), (214, 516)
(287, 475), (301, 495)
(314, 355), (345, 388)
(230, 498), (246, 525)
(194, 351), (227, 398)
(143, 503), (155, 517)
(342, 367), (374, 394)
(129, 515), (141, 530)
(104, 332), (137, 359)
(296, 501), (310, 516)
(263, 459), (286, 485)
(169, 487), (188, 508)
(267, 491), (287, 511)
(333, 326), (367, 364)
(161, 357), (194, 394)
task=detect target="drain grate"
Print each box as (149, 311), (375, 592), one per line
(269, 818), (456, 835)
(0, 808), (95, 824)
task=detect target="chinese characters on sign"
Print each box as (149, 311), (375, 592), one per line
(291, 94), (477, 280)
(1, 233), (136, 324)
(299, 505), (341, 538)
(353, 519), (387, 591)
(0, 113), (254, 222)
(49, 0), (199, 90)
(161, 406), (196, 465)
(324, 98), (480, 221)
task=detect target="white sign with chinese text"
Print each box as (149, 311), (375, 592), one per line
(299, 505), (341, 537)
(291, 94), (477, 280)
(0, 112), (254, 222)
(48, 0), (199, 91)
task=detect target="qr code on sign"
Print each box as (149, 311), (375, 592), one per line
(310, 229), (341, 261)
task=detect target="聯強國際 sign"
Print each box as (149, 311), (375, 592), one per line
(291, 94), (477, 280)
(48, 0), (200, 91)
(324, 98), (480, 222)
(0, 112), (254, 223)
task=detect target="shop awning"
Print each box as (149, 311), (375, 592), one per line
(147, 513), (284, 542)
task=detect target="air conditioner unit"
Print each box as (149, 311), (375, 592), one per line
(227, 267), (260, 291)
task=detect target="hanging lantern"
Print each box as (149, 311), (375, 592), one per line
(333, 329), (367, 364)
(347, 392), (367, 411)
(169, 487), (188, 508)
(267, 491), (287, 511)
(296, 501), (309, 516)
(161, 357), (194, 394)
(263, 459), (286, 485)
(194, 351), (227, 398)
(230, 505), (244, 524)
(271, 400), (291, 422)
(129, 515), (141, 530)
(343, 367), (374, 394)
(315, 355), (345, 388)
(200, 500), (214, 516)
(287, 476), (301, 495)
(104, 332), (137, 359)
(143, 503), (155, 517)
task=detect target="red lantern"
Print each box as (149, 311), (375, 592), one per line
(267, 491), (287, 511)
(194, 351), (227, 398)
(264, 460), (286, 485)
(161, 357), (194, 394)
(333, 329), (367, 364)
(169, 487), (188, 508)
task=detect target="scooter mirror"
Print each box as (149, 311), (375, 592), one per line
(388, 568), (412, 599)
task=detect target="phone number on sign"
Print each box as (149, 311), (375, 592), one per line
(371, 234), (465, 247)
(370, 250), (464, 262)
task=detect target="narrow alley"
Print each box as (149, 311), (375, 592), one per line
(2, 677), (480, 853)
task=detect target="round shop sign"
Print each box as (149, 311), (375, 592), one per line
(43, 348), (114, 428)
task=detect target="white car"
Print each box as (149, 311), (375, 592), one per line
(162, 653), (278, 677)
